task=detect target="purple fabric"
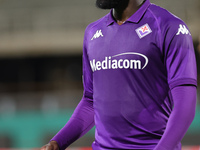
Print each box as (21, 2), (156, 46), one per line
(88, 1), (196, 149)
(50, 26), (95, 150)
(50, 21), (95, 149)
(50, 97), (95, 150)
(154, 86), (197, 150)
(50, 0), (197, 149)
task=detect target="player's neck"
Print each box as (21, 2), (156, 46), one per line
(113, 0), (145, 25)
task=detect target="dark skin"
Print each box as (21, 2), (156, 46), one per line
(113, 0), (145, 25)
(40, 0), (145, 150)
(40, 141), (59, 150)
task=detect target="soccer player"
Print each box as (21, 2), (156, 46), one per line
(41, 0), (197, 149)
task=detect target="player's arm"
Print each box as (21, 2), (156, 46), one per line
(154, 22), (197, 150)
(40, 28), (94, 150)
(40, 95), (94, 150)
(154, 85), (196, 150)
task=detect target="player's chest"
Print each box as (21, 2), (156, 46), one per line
(87, 23), (161, 67)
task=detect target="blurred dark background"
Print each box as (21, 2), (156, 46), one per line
(0, 0), (199, 148)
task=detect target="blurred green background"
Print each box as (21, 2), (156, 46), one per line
(0, 0), (199, 148)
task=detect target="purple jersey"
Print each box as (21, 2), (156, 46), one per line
(82, 0), (197, 149)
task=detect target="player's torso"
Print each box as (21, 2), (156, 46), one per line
(86, 16), (171, 149)
(87, 19), (169, 103)
(88, 21), (159, 70)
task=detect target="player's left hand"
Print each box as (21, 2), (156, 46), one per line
(40, 141), (59, 150)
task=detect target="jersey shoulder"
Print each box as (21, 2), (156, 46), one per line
(148, 4), (185, 24)
(147, 3), (192, 45)
(147, 4), (188, 34)
(84, 13), (109, 38)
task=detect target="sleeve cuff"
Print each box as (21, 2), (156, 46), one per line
(168, 78), (197, 90)
(50, 137), (67, 150)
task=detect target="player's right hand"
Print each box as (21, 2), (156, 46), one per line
(40, 141), (60, 150)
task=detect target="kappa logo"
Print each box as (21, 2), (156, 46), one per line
(91, 30), (104, 40)
(136, 24), (152, 39)
(176, 24), (191, 35)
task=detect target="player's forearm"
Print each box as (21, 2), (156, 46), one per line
(154, 85), (196, 150)
(50, 97), (95, 150)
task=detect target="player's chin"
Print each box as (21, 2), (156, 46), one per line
(95, 0), (120, 9)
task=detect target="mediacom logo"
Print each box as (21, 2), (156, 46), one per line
(90, 52), (148, 72)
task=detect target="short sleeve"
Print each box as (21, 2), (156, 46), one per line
(164, 22), (197, 89)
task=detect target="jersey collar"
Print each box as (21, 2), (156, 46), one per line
(107, 0), (151, 26)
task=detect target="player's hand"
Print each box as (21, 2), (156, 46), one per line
(40, 141), (60, 150)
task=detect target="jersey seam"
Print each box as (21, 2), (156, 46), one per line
(168, 78), (197, 89)
(86, 13), (109, 38)
(148, 7), (162, 50)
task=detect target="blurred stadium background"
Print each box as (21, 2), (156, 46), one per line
(0, 0), (199, 149)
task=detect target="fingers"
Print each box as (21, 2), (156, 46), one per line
(40, 141), (59, 150)
(40, 145), (47, 150)
(40, 146), (47, 150)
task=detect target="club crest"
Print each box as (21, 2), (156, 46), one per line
(136, 24), (152, 39)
